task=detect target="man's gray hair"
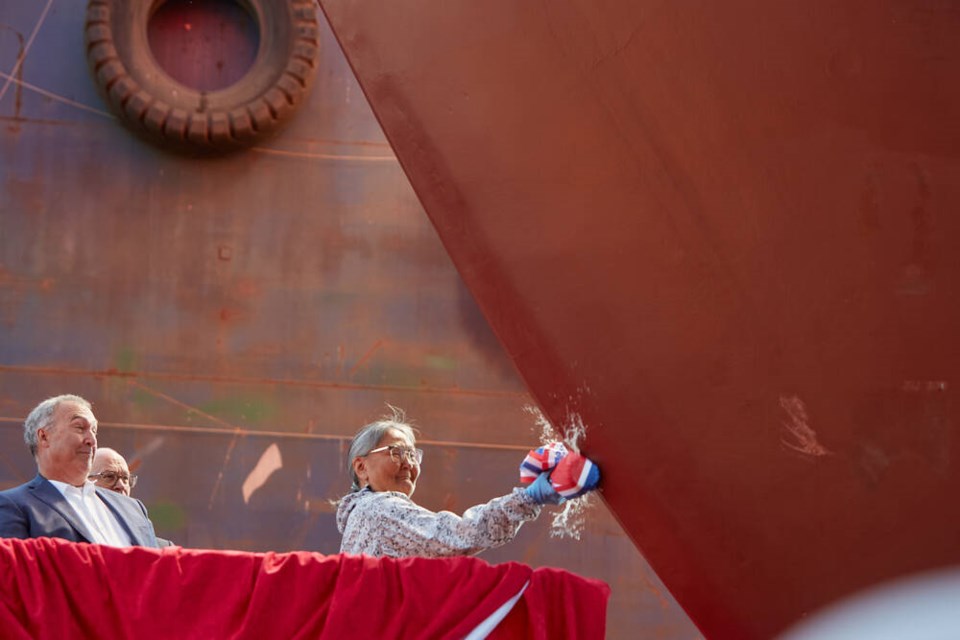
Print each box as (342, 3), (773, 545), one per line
(24, 394), (92, 457)
(347, 405), (418, 491)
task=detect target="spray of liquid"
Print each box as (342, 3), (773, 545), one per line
(523, 405), (594, 540)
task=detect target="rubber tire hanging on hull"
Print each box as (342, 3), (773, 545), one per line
(84, 0), (319, 154)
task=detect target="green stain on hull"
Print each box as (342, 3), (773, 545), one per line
(130, 387), (158, 408)
(114, 347), (138, 373)
(197, 396), (279, 424)
(149, 501), (187, 531)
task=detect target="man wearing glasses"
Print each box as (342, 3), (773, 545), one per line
(89, 447), (175, 546)
(89, 448), (138, 497)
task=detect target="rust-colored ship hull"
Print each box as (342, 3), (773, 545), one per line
(1, 2), (693, 637)
(318, 1), (960, 637)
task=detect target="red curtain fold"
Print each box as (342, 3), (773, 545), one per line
(0, 538), (608, 639)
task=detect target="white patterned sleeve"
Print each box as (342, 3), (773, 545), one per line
(345, 489), (542, 558)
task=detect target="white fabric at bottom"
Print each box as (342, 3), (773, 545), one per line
(464, 580), (529, 640)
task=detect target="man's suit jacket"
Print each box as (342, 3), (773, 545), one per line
(0, 474), (161, 548)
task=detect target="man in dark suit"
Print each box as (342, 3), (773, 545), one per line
(0, 394), (161, 548)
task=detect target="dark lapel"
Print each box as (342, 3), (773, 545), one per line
(27, 474), (96, 543)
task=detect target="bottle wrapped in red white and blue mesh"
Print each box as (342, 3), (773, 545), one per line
(549, 451), (600, 500)
(519, 442), (600, 500)
(519, 442), (568, 484)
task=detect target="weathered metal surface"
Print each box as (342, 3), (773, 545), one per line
(0, 2), (696, 638)
(317, 1), (960, 638)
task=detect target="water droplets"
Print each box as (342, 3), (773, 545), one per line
(523, 405), (593, 539)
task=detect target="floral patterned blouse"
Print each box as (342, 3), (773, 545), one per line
(336, 487), (542, 558)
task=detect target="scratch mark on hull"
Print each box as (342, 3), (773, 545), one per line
(779, 395), (832, 457)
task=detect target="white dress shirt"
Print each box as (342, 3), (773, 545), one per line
(48, 479), (133, 547)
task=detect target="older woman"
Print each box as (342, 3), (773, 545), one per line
(337, 408), (591, 558)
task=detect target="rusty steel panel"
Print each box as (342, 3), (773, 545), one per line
(0, 2), (696, 638)
(317, 1), (960, 638)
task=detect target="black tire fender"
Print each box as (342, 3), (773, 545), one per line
(84, 0), (319, 153)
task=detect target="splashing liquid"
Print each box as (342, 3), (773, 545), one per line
(523, 405), (593, 539)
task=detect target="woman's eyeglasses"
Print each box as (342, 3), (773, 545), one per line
(366, 445), (423, 465)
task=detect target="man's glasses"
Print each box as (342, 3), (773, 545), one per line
(366, 444), (423, 465)
(89, 471), (138, 488)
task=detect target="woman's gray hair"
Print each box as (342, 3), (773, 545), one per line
(347, 405), (418, 491)
(24, 394), (92, 457)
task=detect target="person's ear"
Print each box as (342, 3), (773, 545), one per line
(37, 427), (50, 449)
(353, 456), (368, 486)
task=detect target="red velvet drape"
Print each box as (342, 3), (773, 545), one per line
(0, 538), (608, 639)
